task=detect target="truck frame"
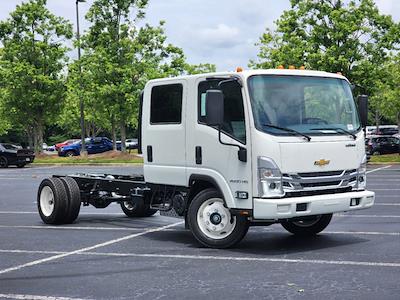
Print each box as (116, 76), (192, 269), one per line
(37, 68), (375, 248)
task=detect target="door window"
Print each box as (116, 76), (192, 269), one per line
(198, 80), (246, 144)
(150, 84), (183, 124)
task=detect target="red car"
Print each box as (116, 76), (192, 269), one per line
(55, 139), (79, 151)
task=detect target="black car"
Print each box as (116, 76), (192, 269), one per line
(366, 136), (400, 155)
(0, 143), (35, 168)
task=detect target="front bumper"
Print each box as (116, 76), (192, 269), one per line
(253, 190), (375, 220)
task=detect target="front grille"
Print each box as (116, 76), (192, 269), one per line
(282, 169), (358, 197)
(297, 170), (343, 177)
(301, 181), (341, 188)
(285, 187), (352, 198)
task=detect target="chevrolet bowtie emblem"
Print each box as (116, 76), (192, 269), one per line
(314, 159), (330, 166)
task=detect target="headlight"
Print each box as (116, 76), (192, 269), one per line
(258, 157), (284, 198)
(356, 154), (367, 190)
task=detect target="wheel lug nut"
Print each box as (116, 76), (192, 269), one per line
(220, 223), (224, 227)
(221, 214), (225, 219)
(207, 212), (210, 216)
(206, 221), (210, 225)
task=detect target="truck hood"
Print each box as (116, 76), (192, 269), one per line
(278, 140), (363, 173)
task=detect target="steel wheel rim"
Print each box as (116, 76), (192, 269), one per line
(40, 186), (55, 217)
(197, 198), (236, 240)
(292, 215), (322, 227)
(123, 201), (136, 211)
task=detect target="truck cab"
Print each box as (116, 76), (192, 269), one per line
(140, 69), (375, 248)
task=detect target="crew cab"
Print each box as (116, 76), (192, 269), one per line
(37, 69), (375, 248)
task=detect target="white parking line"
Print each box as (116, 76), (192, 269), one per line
(0, 249), (398, 268)
(374, 203), (400, 206)
(366, 165), (392, 174)
(0, 294), (89, 300)
(336, 214), (400, 218)
(0, 221), (183, 276)
(0, 225), (150, 231)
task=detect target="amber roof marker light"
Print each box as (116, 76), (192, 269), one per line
(236, 67), (243, 72)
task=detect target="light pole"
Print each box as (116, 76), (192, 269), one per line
(76, 0), (86, 155)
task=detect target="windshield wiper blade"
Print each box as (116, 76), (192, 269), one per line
(262, 124), (311, 142)
(311, 127), (356, 140)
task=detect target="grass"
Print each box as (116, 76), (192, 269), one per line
(369, 154), (400, 163)
(33, 150), (144, 164)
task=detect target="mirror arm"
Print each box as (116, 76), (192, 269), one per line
(217, 126), (247, 162)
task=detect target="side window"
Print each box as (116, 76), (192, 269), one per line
(150, 84), (183, 124)
(198, 80), (246, 144)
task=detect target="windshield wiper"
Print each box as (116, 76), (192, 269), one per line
(262, 124), (311, 142)
(311, 127), (356, 140)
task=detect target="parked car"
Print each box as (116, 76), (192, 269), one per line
(366, 136), (400, 155)
(58, 137), (113, 157)
(55, 139), (80, 151)
(0, 143), (35, 168)
(116, 138), (138, 150)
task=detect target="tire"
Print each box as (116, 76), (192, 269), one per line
(0, 156), (8, 168)
(281, 214), (332, 236)
(372, 151), (380, 155)
(59, 177), (81, 223)
(120, 196), (158, 217)
(37, 178), (68, 224)
(187, 188), (249, 249)
(66, 151), (76, 157)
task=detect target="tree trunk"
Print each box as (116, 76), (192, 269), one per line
(27, 127), (34, 150)
(33, 122), (44, 154)
(375, 110), (380, 134)
(111, 117), (117, 150)
(120, 119), (126, 152)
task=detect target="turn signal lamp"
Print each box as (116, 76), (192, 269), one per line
(288, 65), (295, 70)
(277, 65), (284, 69)
(236, 67), (243, 72)
(337, 72), (342, 75)
(299, 66), (305, 70)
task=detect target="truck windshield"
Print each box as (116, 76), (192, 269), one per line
(248, 75), (361, 136)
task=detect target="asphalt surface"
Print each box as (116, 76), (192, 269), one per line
(0, 164), (399, 300)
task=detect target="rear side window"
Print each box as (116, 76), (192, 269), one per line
(150, 84), (183, 124)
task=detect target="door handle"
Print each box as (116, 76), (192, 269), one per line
(195, 146), (202, 165)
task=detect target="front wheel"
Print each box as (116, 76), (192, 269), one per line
(281, 214), (332, 236)
(0, 156), (8, 168)
(187, 188), (249, 248)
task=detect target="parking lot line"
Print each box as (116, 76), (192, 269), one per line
(366, 165), (392, 174)
(0, 221), (183, 276)
(0, 249), (399, 268)
(336, 214), (400, 218)
(374, 203), (400, 206)
(0, 225), (151, 231)
(0, 294), (89, 300)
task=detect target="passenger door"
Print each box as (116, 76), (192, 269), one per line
(186, 78), (252, 209)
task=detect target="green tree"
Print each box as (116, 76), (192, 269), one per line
(0, 0), (73, 152)
(71, 0), (188, 151)
(251, 0), (400, 82)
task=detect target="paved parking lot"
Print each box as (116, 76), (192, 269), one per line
(0, 164), (399, 299)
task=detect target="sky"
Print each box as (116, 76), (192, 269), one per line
(0, 0), (399, 71)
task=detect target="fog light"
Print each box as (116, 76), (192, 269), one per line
(350, 198), (360, 206)
(269, 182), (276, 189)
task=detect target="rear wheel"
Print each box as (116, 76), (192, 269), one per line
(281, 214), (332, 236)
(187, 188), (249, 248)
(0, 156), (8, 168)
(59, 177), (81, 223)
(66, 151), (75, 157)
(37, 178), (68, 224)
(120, 196), (157, 217)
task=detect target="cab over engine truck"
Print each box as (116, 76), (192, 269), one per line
(37, 69), (375, 248)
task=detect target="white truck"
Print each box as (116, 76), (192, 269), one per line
(37, 68), (375, 248)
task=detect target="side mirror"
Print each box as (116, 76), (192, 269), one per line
(357, 95), (368, 128)
(205, 90), (224, 126)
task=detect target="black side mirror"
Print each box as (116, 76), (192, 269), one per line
(357, 95), (368, 128)
(205, 90), (224, 126)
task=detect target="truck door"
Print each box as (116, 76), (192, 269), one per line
(142, 80), (187, 186)
(186, 78), (253, 210)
